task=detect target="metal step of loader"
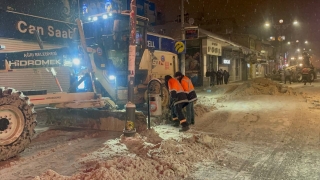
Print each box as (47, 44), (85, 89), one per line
(45, 107), (147, 132)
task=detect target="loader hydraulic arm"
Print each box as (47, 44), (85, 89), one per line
(75, 19), (97, 93)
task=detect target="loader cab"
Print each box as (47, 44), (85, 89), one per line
(79, 12), (148, 104)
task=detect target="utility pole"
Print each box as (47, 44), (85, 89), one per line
(124, 0), (137, 137)
(180, 0), (186, 74)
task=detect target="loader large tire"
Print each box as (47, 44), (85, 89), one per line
(144, 85), (169, 107)
(0, 88), (37, 161)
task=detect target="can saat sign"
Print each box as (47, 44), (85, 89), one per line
(174, 41), (186, 54)
(150, 102), (157, 112)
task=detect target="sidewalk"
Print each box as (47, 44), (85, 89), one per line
(195, 80), (244, 93)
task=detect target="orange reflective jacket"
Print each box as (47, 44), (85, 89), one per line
(181, 76), (195, 93)
(168, 78), (185, 93)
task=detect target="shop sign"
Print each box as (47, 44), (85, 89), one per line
(0, 47), (68, 69)
(202, 39), (222, 56)
(146, 34), (160, 49)
(223, 59), (231, 64)
(185, 27), (199, 40)
(0, 1), (78, 44)
(174, 41), (186, 54)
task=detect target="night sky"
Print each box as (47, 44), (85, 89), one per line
(162, 0), (320, 57)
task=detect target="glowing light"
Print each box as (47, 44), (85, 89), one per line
(72, 58), (80, 65)
(279, 19), (284, 24)
(93, 17), (98, 21)
(102, 14), (108, 19)
(109, 75), (116, 80)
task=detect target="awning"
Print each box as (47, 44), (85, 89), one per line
(199, 28), (258, 55)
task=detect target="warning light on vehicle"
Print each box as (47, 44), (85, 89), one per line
(109, 75), (116, 80)
(72, 58), (80, 65)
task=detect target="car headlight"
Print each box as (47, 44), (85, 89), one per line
(109, 75), (116, 80)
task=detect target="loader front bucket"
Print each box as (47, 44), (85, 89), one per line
(45, 108), (147, 132)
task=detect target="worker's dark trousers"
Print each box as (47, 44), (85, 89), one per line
(285, 76), (291, 84)
(186, 101), (195, 124)
(211, 77), (215, 86)
(302, 74), (310, 85)
(171, 103), (188, 126)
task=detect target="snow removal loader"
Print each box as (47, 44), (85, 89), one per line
(0, 11), (179, 160)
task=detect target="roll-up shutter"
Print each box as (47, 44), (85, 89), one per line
(0, 67), (70, 93)
(0, 38), (65, 52)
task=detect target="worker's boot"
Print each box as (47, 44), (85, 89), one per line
(170, 117), (180, 127)
(171, 120), (180, 127)
(179, 121), (190, 132)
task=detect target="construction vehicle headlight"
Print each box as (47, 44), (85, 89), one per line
(109, 75), (116, 80)
(73, 58), (80, 65)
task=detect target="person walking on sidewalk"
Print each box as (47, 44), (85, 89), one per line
(174, 72), (198, 125)
(223, 70), (230, 84)
(216, 70), (222, 85)
(284, 68), (292, 84)
(301, 68), (311, 85)
(165, 75), (190, 132)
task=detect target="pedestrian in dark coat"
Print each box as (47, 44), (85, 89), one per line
(223, 70), (230, 84)
(211, 70), (216, 86)
(284, 68), (292, 84)
(216, 70), (222, 85)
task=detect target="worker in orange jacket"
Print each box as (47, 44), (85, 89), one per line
(165, 75), (190, 132)
(174, 72), (197, 125)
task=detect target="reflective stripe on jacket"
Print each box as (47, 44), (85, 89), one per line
(168, 78), (188, 105)
(180, 76), (197, 102)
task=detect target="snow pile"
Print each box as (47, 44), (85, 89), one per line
(228, 78), (296, 97)
(194, 96), (217, 117)
(33, 132), (223, 180)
